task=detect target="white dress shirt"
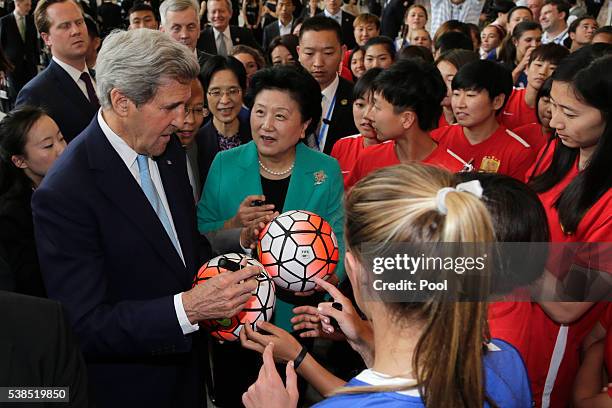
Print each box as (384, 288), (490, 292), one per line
(213, 26), (233, 54)
(52, 56), (96, 103)
(279, 18), (293, 36)
(318, 74), (340, 151)
(97, 110), (199, 335)
(430, 0), (485, 40)
(541, 28), (569, 45)
(324, 9), (343, 25)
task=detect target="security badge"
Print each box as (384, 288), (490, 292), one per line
(479, 156), (501, 173)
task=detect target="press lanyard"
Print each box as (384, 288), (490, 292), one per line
(317, 94), (337, 151)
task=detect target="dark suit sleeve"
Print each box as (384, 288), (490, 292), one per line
(32, 185), (191, 358)
(15, 81), (37, 108)
(49, 300), (90, 407)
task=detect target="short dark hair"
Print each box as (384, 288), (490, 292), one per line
(128, 2), (156, 16)
(507, 5), (533, 22)
(457, 172), (550, 293)
(353, 67), (382, 100)
(568, 15), (596, 34)
(267, 34), (299, 65)
(543, 0), (570, 20)
(435, 31), (473, 54)
(435, 49), (479, 69)
(247, 65), (322, 135)
(298, 15), (343, 45)
(594, 25), (612, 38)
(433, 20), (471, 44)
(398, 45), (434, 64)
(372, 58), (447, 131)
(452, 60), (513, 114)
(201, 55), (248, 92)
(363, 36), (396, 59)
(84, 16), (99, 39)
(528, 43), (569, 65)
(489, 0), (516, 17)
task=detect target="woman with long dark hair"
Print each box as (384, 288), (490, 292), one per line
(0, 106), (66, 296)
(496, 21), (542, 87)
(526, 43), (612, 407)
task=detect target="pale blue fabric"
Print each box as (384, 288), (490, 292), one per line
(137, 154), (180, 254)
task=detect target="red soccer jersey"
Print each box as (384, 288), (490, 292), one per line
(345, 140), (466, 189)
(529, 138), (612, 244)
(515, 123), (552, 154)
(500, 88), (538, 131)
(489, 301), (606, 408)
(330, 134), (377, 187)
(431, 123), (537, 180)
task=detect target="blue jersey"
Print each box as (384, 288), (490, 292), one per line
(314, 339), (531, 408)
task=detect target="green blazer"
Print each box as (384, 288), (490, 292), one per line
(197, 141), (345, 331)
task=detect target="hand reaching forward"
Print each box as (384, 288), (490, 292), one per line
(242, 343), (299, 408)
(240, 320), (302, 364)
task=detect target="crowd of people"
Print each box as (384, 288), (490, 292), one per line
(0, 0), (610, 406)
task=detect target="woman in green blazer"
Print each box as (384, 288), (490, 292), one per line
(197, 65), (345, 333)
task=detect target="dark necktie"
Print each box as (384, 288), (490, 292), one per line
(80, 71), (100, 109)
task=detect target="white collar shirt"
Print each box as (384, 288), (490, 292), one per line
(541, 27), (569, 44)
(213, 26), (233, 53)
(52, 56), (96, 102)
(318, 75), (340, 151)
(324, 9), (342, 24)
(279, 18), (293, 36)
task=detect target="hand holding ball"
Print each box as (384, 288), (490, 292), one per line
(257, 210), (339, 292)
(193, 253), (276, 341)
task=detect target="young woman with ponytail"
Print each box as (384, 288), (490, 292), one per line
(240, 164), (531, 408)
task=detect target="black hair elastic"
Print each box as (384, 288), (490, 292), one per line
(293, 346), (308, 370)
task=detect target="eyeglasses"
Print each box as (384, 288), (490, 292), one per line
(207, 87), (242, 98)
(185, 106), (208, 117)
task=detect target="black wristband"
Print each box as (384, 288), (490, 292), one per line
(293, 346), (308, 370)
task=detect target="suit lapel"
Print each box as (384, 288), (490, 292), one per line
(230, 26), (241, 46)
(9, 15), (24, 46)
(284, 143), (316, 212)
(86, 120), (188, 282)
(157, 150), (195, 282)
(49, 61), (96, 118)
(236, 142), (264, 196)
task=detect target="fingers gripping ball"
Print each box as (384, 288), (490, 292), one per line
(257, 210), (339, 292)
(193, 253), (276, 341)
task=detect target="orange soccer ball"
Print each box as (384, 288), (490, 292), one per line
(257, 210), (339, 292)
(193, 253), (275, 341)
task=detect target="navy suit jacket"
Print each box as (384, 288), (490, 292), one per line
(0, 13), (38, 88)
(317, 10), (356, 49)
(261, 19), (296, 51)
(197, 25), (262, 55)
(16, 60), (97, 143)
(32, 116), (212, 408)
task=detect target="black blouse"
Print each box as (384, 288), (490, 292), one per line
(260, 174), (290, 213)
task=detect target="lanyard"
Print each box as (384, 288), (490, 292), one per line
(317, 94), (337, 151)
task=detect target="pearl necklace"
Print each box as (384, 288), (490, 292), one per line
(258, 160), (294, 176)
